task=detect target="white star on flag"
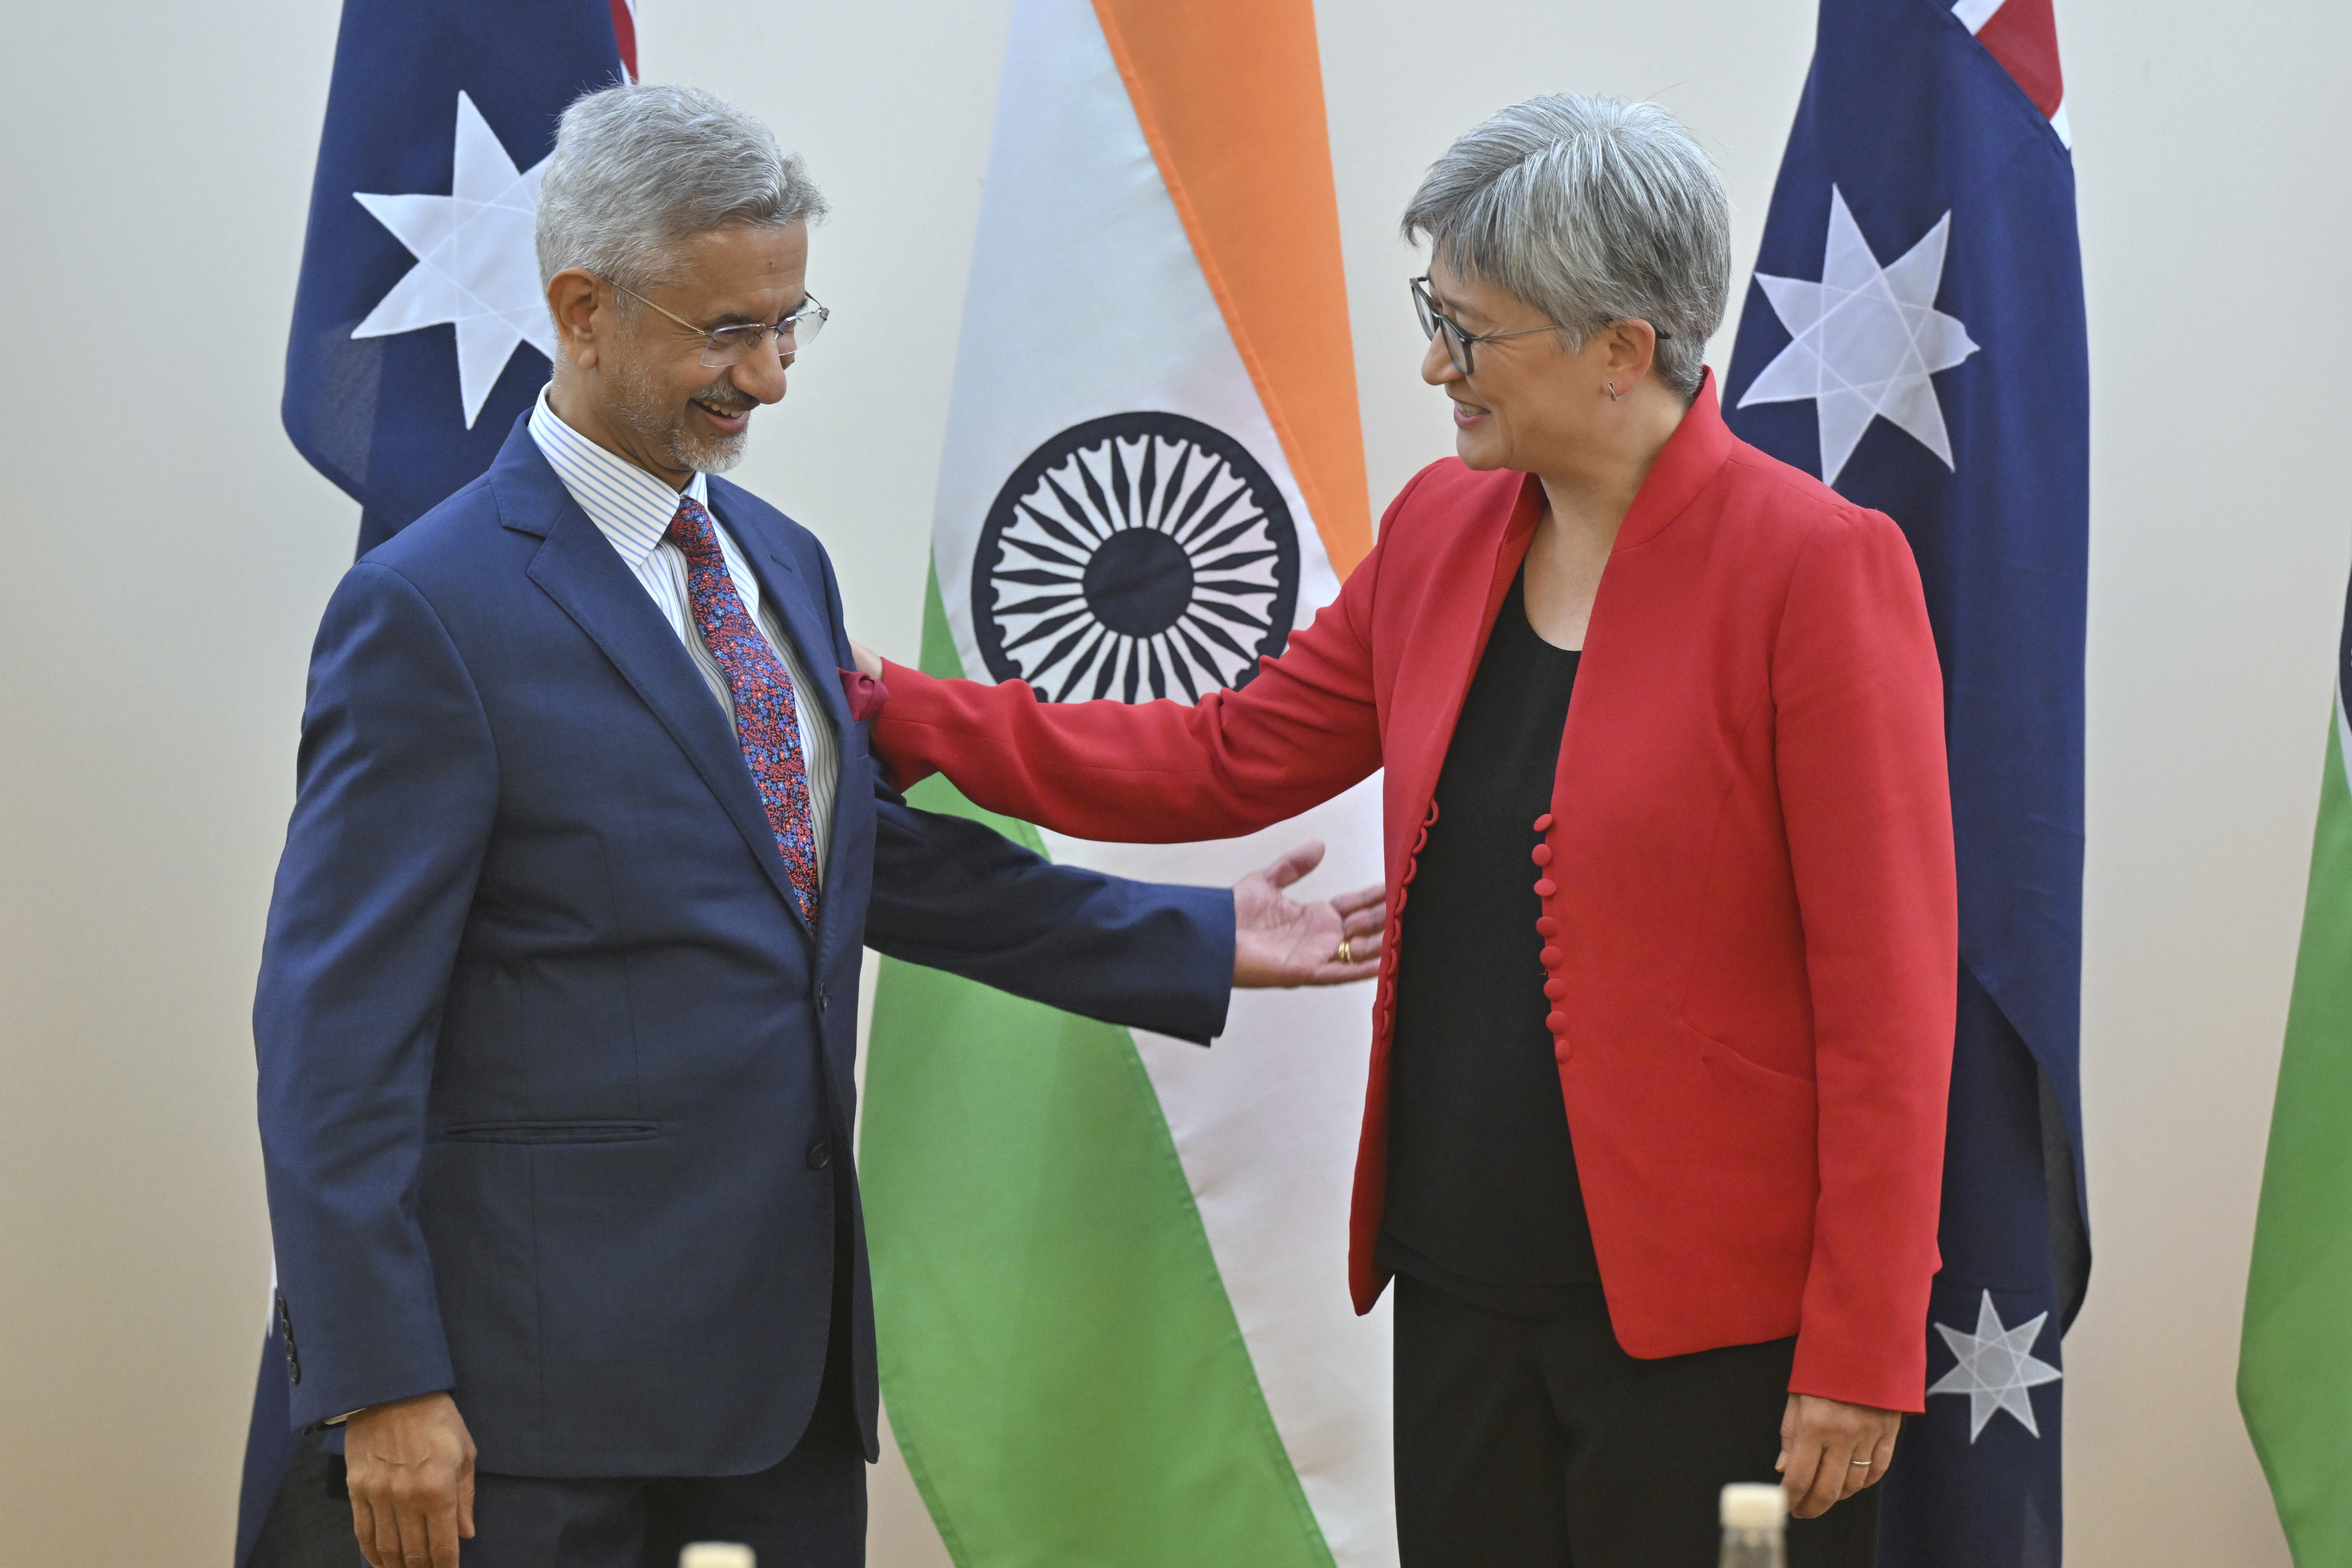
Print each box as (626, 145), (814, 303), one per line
(1737, 185), (1980, 487)
(351, 92), (556, 428)
(1926, 1289), (2063, 1440)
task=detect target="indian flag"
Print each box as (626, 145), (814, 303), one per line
(857, 0), (1391, 1563)
(2240, 571), (2352, 1563)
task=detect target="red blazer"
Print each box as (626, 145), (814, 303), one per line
(876, 380), (1957, 1411)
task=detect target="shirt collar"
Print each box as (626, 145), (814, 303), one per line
(528, 384), (711, 569)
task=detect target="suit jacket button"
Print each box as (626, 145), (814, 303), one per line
(1553, 1038), (1572, 1063)
(1533, 813), (1554, 831)
(1545, 1011), (1569, 1033)
(1539, 946), (1563, 967)
(817, 984), (831, 1012)
(1533, 878), (1556, 897)
(807, 1142), (832, 1171)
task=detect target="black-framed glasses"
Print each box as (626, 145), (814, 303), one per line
(611, 280), (830, 368)
(1409, 275), (1669, 377)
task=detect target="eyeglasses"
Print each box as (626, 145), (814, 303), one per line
(1411, 276), (1555, 377)
(1409, 275), (1669, 377)
(610, 280), (829, 368)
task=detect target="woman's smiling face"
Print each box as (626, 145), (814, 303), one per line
(1419, 257), (1576, 473)
(1418, 257), (1661, 478)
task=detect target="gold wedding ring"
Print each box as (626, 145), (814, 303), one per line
(1337, 935), (1354, 965)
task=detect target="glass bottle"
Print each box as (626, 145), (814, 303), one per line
(1719, 1482), (1787, 1568)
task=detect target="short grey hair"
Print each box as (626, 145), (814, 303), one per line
(1402, 95), (1729, 399)
(535, 81), (828, 295)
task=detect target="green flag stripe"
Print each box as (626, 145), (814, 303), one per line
(2241, 697), (2352, 1564)
(860, 569), (1334, 1567)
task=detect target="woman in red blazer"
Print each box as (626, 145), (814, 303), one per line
(862, 95), (1955, 1567)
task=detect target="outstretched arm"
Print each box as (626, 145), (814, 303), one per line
(867, 801), (1381, 1043)
(853, 516), (1394, 843)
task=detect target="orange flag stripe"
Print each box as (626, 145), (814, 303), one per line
(1092, 0), (1372, 577)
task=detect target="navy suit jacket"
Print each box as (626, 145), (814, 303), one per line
(254, 415), (1234, 1478)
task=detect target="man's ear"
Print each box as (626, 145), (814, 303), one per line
(546, 268), (605, 370)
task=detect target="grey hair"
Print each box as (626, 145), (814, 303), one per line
(535, 81), (828, 295)
(1402, 95), (1729, 399)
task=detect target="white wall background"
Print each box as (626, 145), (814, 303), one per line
(0, 0), (2341, 1562)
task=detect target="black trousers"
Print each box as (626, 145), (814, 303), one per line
(1392, 1274), (1880, 1568)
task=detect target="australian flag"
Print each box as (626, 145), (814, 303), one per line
(239, 4), (633, 1562)
(280, 0), (635, 559)
(1722, 1), (2088, 1563)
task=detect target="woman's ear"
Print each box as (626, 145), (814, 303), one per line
(1604, 318), (1661, 388)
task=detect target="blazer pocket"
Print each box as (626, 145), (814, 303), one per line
(439, 1120), (662, 1145)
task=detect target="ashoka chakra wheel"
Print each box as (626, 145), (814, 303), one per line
(970, 411), (1301, 704)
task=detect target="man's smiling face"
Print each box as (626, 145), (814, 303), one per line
(558, 217), (809, 487)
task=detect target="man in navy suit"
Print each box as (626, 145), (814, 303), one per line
(254, 82), (1382, 1568)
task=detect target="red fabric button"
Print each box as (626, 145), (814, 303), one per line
(1424, 800), (1441, 825)
(1540, 946), (1562, 967)
(1533, 878), (1556, 897)
(1544, 979), (1567, 1000)
(1553, 1039), (1572, 1062)
(1536, 916), (1559, 937)
(1533, 813), (1554, 831)
(1530, 844), (1552, 866)
(1545, 1011), (1569, 1033)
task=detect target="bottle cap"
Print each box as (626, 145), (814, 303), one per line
(1720, 1483), (1787, 1530)
(680, 1546), (755, 1568)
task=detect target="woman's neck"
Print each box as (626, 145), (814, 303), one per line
(1521, 384), (1688, 649)
(1533, 381), (1686, 540)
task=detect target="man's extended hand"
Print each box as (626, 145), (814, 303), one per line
(1777, 1393), (1901, 1518)
(1233, 840), (1385, 987)
(345, 1391), (477, 1568)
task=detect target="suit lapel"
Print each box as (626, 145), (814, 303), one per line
(504, 467), (816, 939)
(1388, 473), (1546, 825)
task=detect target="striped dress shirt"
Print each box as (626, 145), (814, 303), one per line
(528, 387), (837, 886)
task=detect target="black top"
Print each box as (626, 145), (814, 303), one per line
(1376, 568), (1599, 1317)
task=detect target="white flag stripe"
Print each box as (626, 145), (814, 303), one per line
(930, 0), (1393, 1560)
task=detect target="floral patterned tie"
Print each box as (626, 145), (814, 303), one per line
(666, 496), (820, 926)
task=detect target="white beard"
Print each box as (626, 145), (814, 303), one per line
(608, 350), (750, 475)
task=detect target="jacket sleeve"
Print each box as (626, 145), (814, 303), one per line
(788, 523), (1237, 1043)
(1771, 512), (1959, 1412)
(253, 563), (496, 1431)
(865, 796), (1236, 1044)
(870, 506), (1397, 843)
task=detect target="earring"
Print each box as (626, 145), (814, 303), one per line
(1606, 381), (1619, 402)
